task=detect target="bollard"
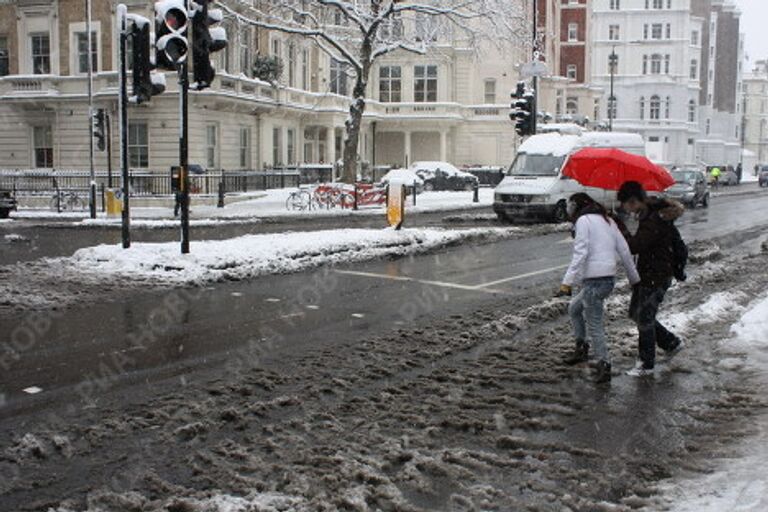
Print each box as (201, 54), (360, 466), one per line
(101, 183), (106, 212)
(217, 181), (225, 208)
(473, 182), (479, 203)
(413, 180), (417, 206)
(353, 183), (358, 211)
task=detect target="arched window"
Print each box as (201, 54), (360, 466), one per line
(640, 96), (646, 120)
(566, 98), (579, 115)
(651, 54), (662, 74)
(688, 99), (696, 123)
(650, 95), (661, 120)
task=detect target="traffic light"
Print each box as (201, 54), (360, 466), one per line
(93, 108), (106, 152)
(131, 19), (166, 104)
(191, 0), (228, 90)
(155, 0), (190, 71)
(510, 81), (535, 137)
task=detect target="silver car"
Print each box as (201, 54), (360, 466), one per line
(666, 169), (710, 208)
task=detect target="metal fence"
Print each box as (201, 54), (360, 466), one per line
(0, 168), (337, 197)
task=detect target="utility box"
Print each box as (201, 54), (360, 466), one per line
(105, 189), (122, 217)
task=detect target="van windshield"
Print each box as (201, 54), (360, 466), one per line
(507, 153), (566, 177)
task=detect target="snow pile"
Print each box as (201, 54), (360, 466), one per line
(68, 227), (516, 285)
(729, 294), (768, 367)
(662, 291), (747, 334)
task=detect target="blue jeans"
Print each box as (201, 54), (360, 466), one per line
(569, 277), (616, 363)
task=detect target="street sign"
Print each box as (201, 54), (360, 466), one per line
(520, 61), (549, 78)
(387, 183), (405, 230)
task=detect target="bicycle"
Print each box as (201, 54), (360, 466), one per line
(285, 188), (314, 211)
(50, 190), (87, 212)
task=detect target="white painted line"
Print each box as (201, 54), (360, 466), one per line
(306, 305), (320, 310)
(265, 298), (281, 303)
(351, 313), (366, 319)
(23, 386), (43, 395)
(557, 237), (573, 244)
(280, 312), (305, 320)
(231, 292), (243, 297)
(472, 264), (571, 289)
(335, 270), (505, 294)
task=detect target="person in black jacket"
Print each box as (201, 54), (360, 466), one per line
(617, 181), (685, 377)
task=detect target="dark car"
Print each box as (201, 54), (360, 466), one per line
(411, 161), (479, 192)
(0, 189), (17, 219)
(666, 169), (710, 208)
(759, 166), (768, 188)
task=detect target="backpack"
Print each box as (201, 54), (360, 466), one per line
(670, 224), (688, 282)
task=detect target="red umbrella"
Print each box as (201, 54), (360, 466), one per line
(562, 147), (675, 192)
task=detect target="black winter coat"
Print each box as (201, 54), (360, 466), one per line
(626, 199), (684, 287)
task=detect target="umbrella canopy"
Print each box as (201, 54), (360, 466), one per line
(562, 148), (674, 192)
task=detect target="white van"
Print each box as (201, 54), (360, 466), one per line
(493, 132), (646, 222)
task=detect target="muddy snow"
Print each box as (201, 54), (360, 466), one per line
(1, 229), (767, 511)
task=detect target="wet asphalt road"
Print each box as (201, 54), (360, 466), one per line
(1, 190), (767, 420)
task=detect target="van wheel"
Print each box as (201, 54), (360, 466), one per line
(553, 201), (569, 223)
(702, 194), (709, 208)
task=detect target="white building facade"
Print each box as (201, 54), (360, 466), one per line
(743, 60), (768, 166)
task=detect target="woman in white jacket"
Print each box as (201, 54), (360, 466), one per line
(557, 193), (641, 383)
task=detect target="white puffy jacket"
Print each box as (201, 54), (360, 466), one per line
(562, 214), (641, 287)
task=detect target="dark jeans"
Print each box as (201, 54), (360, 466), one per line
(629, 281), (680, 368)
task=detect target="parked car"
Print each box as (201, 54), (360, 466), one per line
(706, 165), (739, 186)
(0, 189), (17, 218)
(666, 168), (710, 208)
(463, 166), (505, 186)
(410, 161), (479, 191)
(379, 168), (424, 195)
(759, 165), (768, 188)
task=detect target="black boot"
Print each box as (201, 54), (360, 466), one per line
(594, 360), (612, 384)
(564, 341), (589, 365)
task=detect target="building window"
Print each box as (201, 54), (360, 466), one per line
(643, 55), (648, 74)
(414, 65), (437, 102)
(240, 27), (253, 77)
(665, 96), (671, 118)
(666, 23), (671, 39)
(651, 54), (662, 74)
(706, 118), (711, 135)
(287, 42), (296, 87)
(128, 123), (148, 168)
(688, 99), (696, 122)
(691, 30), (699, 46)
(272, 127), (282, 166)
(33, 126), (54, 168)
(608, 54), (618, 74)
(0, 37), (9, 76)
(608, 95), (618, 120)
(379, 66), (402, 103)
(566, 97), (578, 115)
(381, 16), (403, 40)
(650, 95), (661, 120)
(76, 31), (98, 74)
(610, 0), (620, 9)
(664, 54), (670, 74)
(286, 129), (296, 165)
(301, 49), (309, 90)
(690, 59), (698, 79)
(31, 33), (50, 74)
(640, 96), (645, 120)
(653, 0), (663, 8)
(651, 24), (663, 40)
(568, 23), (578, 42)
(330, 58), (348, 95)
(609, 25), (620, 41)
(239, 127), (251, 168)
(206, 125), (217, 169)
(643, 24), (648, 40)
(484, 79), (497, 104)
(567, 64), (577, 79)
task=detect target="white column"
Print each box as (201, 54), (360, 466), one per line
(326, 126), (336, 180)
(439, 130), (448, 162)
(404, 130), (412, 168)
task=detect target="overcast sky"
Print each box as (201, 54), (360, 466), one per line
(735, 0), (768, 64)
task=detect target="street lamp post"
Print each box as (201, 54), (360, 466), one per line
(609, 45), (618, 132)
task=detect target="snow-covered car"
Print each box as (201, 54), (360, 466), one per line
(0, 189), (17, 218)
(379, 168), (424, 194)
(666, 169), (710, 208)
(410, 161), (479, 191)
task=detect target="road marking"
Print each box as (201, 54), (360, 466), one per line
(306, 305), (320, 310)
(23, 386), (43, 395)
(231, 292), (243, 297)
(557, 237), (573, 244)
(334, 270), (508, 295)
(351, 313), (366, 319)
(265, 298), (281, 303)
(474, 264), (570, 288)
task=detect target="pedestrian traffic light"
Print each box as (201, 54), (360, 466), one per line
(93, 109), (106, 152)
(155, 0), (190, 71)
(191, 0), (228, 90)
(510, 81), (535, 137)
(131, 19), (166, 104)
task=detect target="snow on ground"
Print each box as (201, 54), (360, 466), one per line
(68, 227), (517, 285)
(662, 290), (748, 334)
(663, 293), (768, 512)
(79, 217), (260, 229)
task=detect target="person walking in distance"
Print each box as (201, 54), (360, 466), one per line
(557, 193), (641, 384)
(617, 181), (685, 377)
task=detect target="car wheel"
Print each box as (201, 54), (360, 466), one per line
(553, 201), (569, 223)
(0, 208), (9, 219)
(702, 194), (710, 208)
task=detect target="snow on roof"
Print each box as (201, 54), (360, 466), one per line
(576, 132), (645, 148)
(517, 133), (580, 157)
(537, 123), (585, 136)
(380, 168), (423, 185)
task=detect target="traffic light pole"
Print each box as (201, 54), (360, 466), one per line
(106, 111), (113, 188)
(532, 0), (538, 135)
(86, 0), (97, 219)
(179, 61), (190, 255)
(118, 4), (131, 249)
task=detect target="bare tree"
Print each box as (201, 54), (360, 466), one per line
(220, 0), (526, 183)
